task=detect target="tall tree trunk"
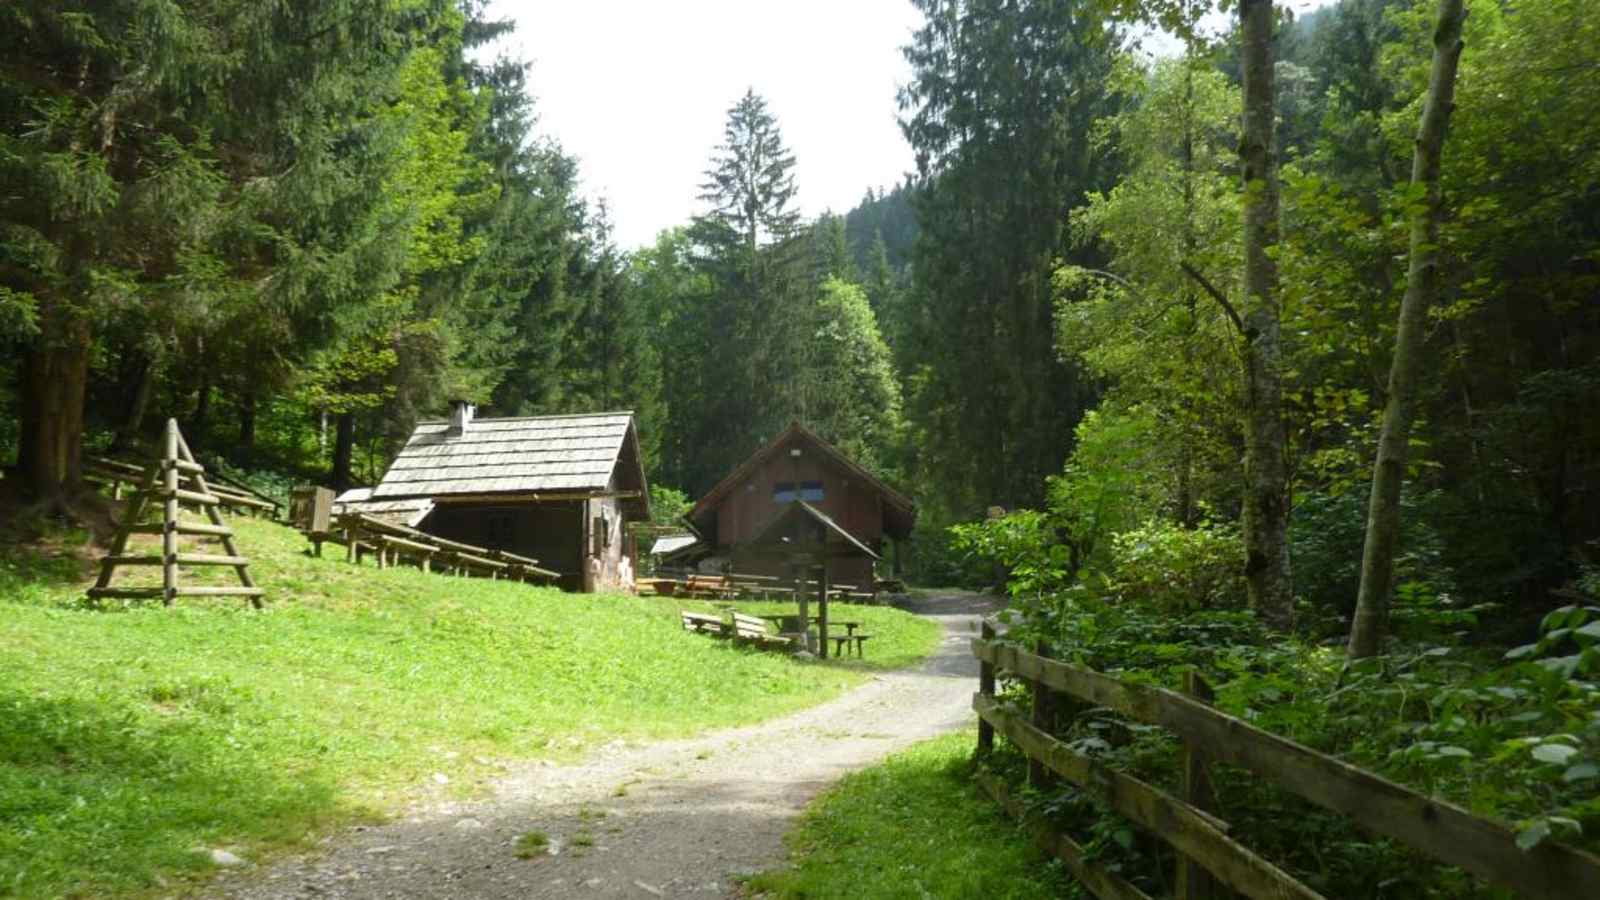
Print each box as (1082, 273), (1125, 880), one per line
(331, 411), (356, 492)
(191, 380), (212, 451)
(16, 312), (92, 500)
(1239, 0), (1294, 630)
(1349, 0), (1467, 658)
(238, 390), (257, 455)
(110, 356), (154, 454)
(1177, 61), (1199, 530)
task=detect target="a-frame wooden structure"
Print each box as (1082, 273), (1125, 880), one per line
(87, 419), (263, 607)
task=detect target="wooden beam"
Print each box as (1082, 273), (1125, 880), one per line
(171, 553), (250, 567)
(163, 422), (180, 605)
(125, 521), (235, 537)
(174, 586), (266, 597)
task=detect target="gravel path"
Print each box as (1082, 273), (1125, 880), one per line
(218, 596), (995, 900)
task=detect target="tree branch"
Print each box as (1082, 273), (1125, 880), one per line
(1179, 261), (1246, 336)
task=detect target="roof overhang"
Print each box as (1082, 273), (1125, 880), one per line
(731, 500), (881, 562)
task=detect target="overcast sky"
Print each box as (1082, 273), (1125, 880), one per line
(482, 0), (1336, 251)
(482, 0), (923, 250)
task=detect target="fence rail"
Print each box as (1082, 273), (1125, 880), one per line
(972, 622), (1600, 900)
(310, 511), (561, 584)
(88, 455), (280, 518)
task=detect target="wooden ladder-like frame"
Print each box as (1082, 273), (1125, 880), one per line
(87, 419), (263, 607)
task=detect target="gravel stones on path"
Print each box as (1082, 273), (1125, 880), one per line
(216, 599), (995, 900)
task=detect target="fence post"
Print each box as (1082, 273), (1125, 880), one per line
(1176, 669), (1217, 900)
(1029, 640), (1057, 790)
(978, 620), (996, 756)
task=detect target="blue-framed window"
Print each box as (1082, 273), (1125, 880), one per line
(774, 480), (824, 503)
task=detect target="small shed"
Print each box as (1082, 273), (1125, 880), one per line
(368, 404), (650, 592)
(732, 500), (881, 658)
(687, 422), (915, 586)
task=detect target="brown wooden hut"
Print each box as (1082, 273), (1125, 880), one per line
(368, 404), (650, 592)
(686, 423), (915, 586)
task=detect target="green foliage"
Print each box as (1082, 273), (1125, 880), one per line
(949, 510), (1070, 601)
(1290, 488), (1457, 622)
(1106, 519), (1244, 614)
(1045, 405), (1173, 570)
(647, 484), (691, 526)
(0, 516), (941, 896)
(804, 277), (904, 476)
(747, 731), (1074, 900)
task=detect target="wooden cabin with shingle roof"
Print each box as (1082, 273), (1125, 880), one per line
(368, 403), (650, 592)
(686, 423), (915, 587)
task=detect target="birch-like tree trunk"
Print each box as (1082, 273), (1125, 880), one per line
(1239, 0), (1294, 630)
(1348, 0), (1468, 658)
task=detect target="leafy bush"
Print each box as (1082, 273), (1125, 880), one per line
(1106, 518), (1244, 613)
(1045, 404), (1172, 572)
(948, 509), (1072, 600)
(647, 484), (691, 525)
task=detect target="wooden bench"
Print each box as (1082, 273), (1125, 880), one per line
(684, 575), (732, 599)
(680, 610), (726, 636)
(729, 612), (793, 649)
(829, 632), (873, 658)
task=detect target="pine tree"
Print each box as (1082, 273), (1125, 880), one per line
(683, 89), (811, 491)
(0, 0), (439, 501)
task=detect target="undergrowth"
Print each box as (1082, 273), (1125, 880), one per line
(980, 587), (1600, 898)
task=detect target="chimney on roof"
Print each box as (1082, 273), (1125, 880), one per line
(447, 400), (475, 438)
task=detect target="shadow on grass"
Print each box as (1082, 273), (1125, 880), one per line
(0, 690), (349, 897)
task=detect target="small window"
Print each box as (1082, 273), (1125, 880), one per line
(773, 480), (824, 503)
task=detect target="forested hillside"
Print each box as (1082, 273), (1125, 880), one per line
(3, 0), (1599, 637)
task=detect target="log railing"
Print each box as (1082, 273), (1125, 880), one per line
(972, 621), (1600, 900)
(318, 512), (561, 584)
(88, 455), (279, 519)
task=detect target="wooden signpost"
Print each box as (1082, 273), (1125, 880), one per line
(87, 419), (263, 607)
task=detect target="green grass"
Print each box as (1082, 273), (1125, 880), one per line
(747, 731), (1075, 899)
(0, 517), (940, 899)
(513, 831), (549, 859)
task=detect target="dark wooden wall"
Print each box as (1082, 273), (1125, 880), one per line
(422, 501), (586, 591)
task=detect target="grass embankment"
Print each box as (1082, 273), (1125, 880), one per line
(0, 516), (940, 898)
(748, 731), (1072, 899)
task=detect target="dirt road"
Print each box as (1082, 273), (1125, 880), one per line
(219, 597), (992, 899)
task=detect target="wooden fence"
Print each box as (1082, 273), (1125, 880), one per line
(88, 455), (279, 519)
(311, 511), (561, 585)
(971, 622), (1600, 900)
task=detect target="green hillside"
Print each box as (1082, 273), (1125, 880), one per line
(0, 516), (940, 898)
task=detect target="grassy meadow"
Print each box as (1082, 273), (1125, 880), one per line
(0, 515), (940, 898)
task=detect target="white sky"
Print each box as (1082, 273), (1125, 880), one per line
(483, 0), (923, 250)
(482, 0), (1337, 251)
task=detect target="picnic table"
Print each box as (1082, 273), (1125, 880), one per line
(762, 613), (870, 657)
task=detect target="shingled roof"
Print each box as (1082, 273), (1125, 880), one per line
(371, 412), (646, 513)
